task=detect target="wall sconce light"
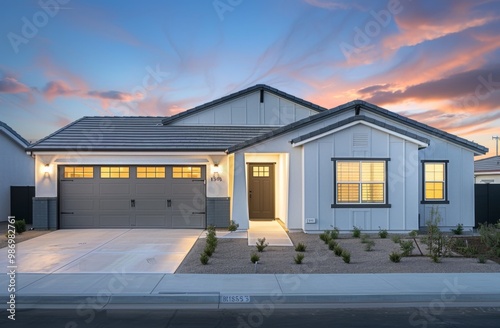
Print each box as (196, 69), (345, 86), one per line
(211, 164), (222, 182)
(43, 164), (50, 176)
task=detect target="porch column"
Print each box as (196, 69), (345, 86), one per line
(231, 151), (249, 230)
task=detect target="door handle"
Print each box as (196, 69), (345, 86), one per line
(167, 199), (172, 207)
(131, 199), (135, 208)
(249, 190), (252, 199)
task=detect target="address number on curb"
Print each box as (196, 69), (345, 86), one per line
(220, 295), (251, 303)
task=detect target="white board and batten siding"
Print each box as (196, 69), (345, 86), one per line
(302, 123), (420, 232)
(170, 91), (318, 126)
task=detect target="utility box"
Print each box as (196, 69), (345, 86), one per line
(206, 197), (230, 228)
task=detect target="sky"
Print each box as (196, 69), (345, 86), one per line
(1, 0), (500, 157)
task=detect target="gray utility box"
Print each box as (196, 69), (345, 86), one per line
(206, 197), (230, 228)
(32, 197), (58, 229)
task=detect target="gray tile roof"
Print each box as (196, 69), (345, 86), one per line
(28, 117), (278, 152)
(290, 115), (430, 146)
(0, 120), (30, 147)
(475, 156), (500, 172)
(227, 100), (488, 155)
(161, 84), (327, 125)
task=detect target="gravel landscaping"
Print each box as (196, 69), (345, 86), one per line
(175, 231), (500, 274)
(0, 222), (51, 249)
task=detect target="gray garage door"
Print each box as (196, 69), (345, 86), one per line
(59, 165), (206, 228)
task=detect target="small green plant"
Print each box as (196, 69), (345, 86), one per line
(204, 244), (215, 257)
(256, 237), (269, 252)
(399, 240), (415, 257)
(389, 251), (402, 263)
(364, 240), (375, 251)
(341, 250), (351, 263)
(333, 245), (343, 256)
(200, 253), (209, 265)
(294, 253), (305, 264)
(14, 219), (26, 234)
(378, 228), (388, 239)
(391, 235), (401, 244)
(360, 234), (370, 243)
(330, 227), (340, 240)
(319, 231), (330, 243)
(295, 242), (307, 252)
(228, 220), (239, 231)
(352, 226), (361, 238)
(451, 223), (464, 235)
(250, 252), (260, 264)
(478, 221), (500, 257)
(477, 255), (487, 264)
(409, 230), (418, 238)
(431, 253), (440, 263)
(328, 239), (337, 250)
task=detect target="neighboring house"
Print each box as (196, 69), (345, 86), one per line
(0, 121), (34, 222)
(474, 156), (500, 183)
(28, 84), (488, 232)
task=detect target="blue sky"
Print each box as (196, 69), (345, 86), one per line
(1, 0), (500, 157)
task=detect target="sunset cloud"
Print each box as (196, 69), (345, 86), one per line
(43, 81), (79, 100)
(0, 77), (31, 94)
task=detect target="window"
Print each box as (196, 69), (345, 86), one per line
(172, 166), (201, 178)
(252, 166), (270, 177)
(334, 160), (388, 206)
(137, 167), (165, 178)
(100, 167), (129, 178)
(64, 166), (93, 178)
(423, 161), (448, 203)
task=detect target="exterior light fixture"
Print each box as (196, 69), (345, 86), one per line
(43, 164), (50, 176)
(211, 164), (222, 182)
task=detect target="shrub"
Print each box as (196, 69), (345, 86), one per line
(200, 253), (209, 265)
(228, 220), (239, 231)
(14, 219), (26, 234)
(361, 234), (371, 243)
(333, 245), (343, 256)
(256, 237), (269, 252)
(328, 239), (337, 250)
(295, 242), (307, 252)
(294, 253), (305, 264)
(364, 240), (375, 251)
(431, 253), (440, 263)
(319, 231), (330, 243)
(352, 226), (361, 238)
(378, 228), (388, 239)
(330, 228), (340, 240)
(478, 221), (500, 257)
(341, 250), (351, 263)
(399, 240), (415, 256)
(408, 230), (418, 238)
(389, 251), (402, 263)
(391, 235), (401, 244)
(250, 252), (260, 264)
(477, 255), (487, 264)
(204, 244), (215, 257)
(206, 234), (218, 247)
(451, 223), (464, 235)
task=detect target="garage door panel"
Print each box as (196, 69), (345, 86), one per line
(100, 215), (131, 227)
(99, 199), (131, 211)
(135, 183), (166, 195)
(172, 197), (205, 211)
(61, 182), (94, 195)
(100, 184), (131, 195)
(135, 199), (167, 210)
(61, 199), (94, 211)
(172, 214), (205, 228)
(135, 215), (168, 227)
(61, 215), (95, 228)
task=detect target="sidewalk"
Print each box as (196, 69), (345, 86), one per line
(1, 273), (499, 310)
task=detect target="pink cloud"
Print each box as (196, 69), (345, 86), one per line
(0, 77), (31, 94)
(43, 81), (79, 101)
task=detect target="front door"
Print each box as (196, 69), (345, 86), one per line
(248, 163), (275, 219)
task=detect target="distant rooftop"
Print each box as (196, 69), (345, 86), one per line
(475, 155), (500, 173)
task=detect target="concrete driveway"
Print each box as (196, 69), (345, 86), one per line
(0, 229), (202, 273)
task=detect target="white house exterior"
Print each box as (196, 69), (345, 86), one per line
(28, 85), (487, 232)
(474, 156), (500, 183)
(0, 121), (34, 222)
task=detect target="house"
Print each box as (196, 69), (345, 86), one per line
(474, 156), (500, 183)
(0, 121), (34, 222)
(28, 84), (488, 232)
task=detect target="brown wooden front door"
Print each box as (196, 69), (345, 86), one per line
(248, 163), (275, 219)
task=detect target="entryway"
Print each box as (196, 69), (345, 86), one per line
(248, 220), (293, 246)
(248, 163), (275, 219)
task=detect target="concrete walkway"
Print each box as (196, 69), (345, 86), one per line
(1, 273), (499, 310)
(248, 220), (293, 246)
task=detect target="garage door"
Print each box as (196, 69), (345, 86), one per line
(59, 165), (206, 228)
